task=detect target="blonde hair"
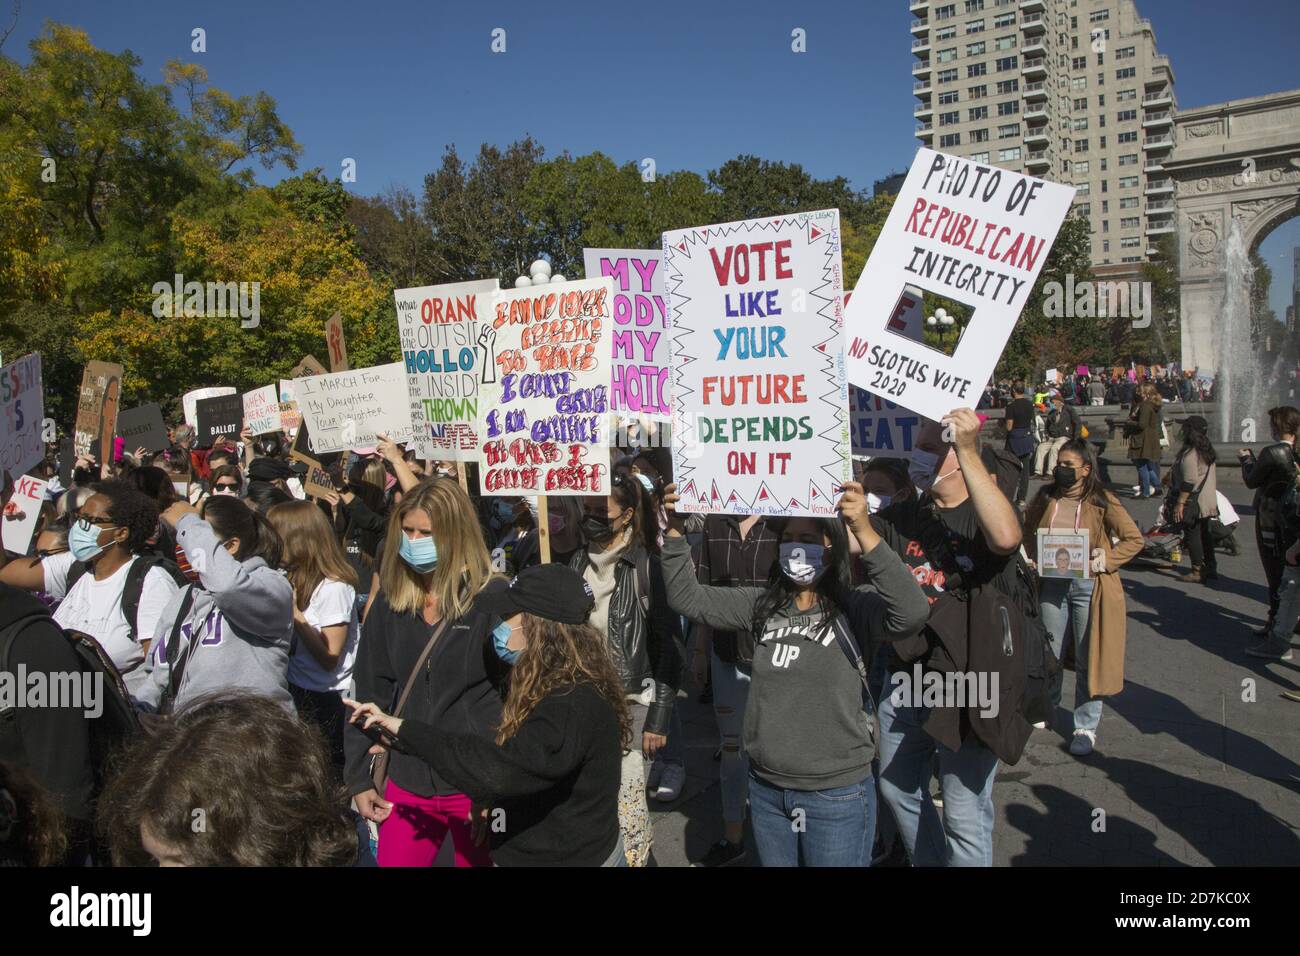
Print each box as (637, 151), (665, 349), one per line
(267, 500), (358, 611)
(379, 478), (494, 619)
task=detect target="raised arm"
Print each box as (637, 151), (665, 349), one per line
(947, 408), (1021, 555)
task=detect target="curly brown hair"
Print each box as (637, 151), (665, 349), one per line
(0, 761), (67, 866)
(496, 616), (632, 750)
(97, 693), (357, 867)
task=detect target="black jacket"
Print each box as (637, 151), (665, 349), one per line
(400, 681), (622, 866)
(343, 590), (509, 798)
(569, 541), (683, 736)
(1243, 441), (1296, 506)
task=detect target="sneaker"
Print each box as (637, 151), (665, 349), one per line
(1282, 689), (1300, 703)
(1245, 640), (1294, 661)
(652, 762), (686, 802)
(1069, 730), (1096, 756)
(1032, 720), (1047, 730)
(692, 839), (747, 867)
(1131, 485), (1141, 496)
(645, 760), (664, 793)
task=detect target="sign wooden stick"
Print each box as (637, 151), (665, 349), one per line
(536, 495), (552, 564)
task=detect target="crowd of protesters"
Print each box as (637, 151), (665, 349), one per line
(0, 384), (1295, 870)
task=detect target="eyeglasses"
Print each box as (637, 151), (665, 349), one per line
(36, 548), (68, 560)
(74, 514), (118, 532)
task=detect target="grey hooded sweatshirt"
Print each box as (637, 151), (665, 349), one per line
(136, 512), (296, 714)
(661, 533), (929, 791)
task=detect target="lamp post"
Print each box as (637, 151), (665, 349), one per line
(514, 258), (565, 288)
(927, 307), (956, 344)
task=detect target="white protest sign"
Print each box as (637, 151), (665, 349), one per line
(394, 278), (499, 461)
(292, 362), (416, 455)
(582, 249), (671, 419)
(2, 474), (48, 554)
(182, 387), (236, 430)
(477, 277), (614, 496)
(279, 379), (297, 404)
(242, 385), (282, 435)
(663, 209), (849, 516)
(844, 148), (1075, 423)
(0, 353), (45, 478)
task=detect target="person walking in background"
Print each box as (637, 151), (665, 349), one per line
(1125, 382), (1164, 499)
(1087, 378), (1106, 406)
(1170, 416), (1220, 585)
(1025, 440), (1143, 756)
(1004, 380), (1037, 509)
(1239, 406), (1300, 636)
(1033, 392), (1081, 478)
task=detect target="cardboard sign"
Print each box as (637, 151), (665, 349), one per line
(302, 460), (336, 498)
(242, 385), (282, 435)
(844, 148), (1075, 423)
(0, 353), (45, 478)
(477, 277), (614, 496)
(663, 209), (849, 516)
(1037, 528), (1091, 580)
(182, 386), (236, 430)
(74, 360), (123, 460)
(293, 362), (415, 454)
(849, 386), (922, 460)
(194, 393), (243, 446)
(278, 401), (300, 433)
(582, 249), (671, 418)
(394, 278), (500, 461)
(289, 355), (328, 379)
(324, 313), (349, 372)
(2, 474), (48, 554)
(116, 404), (169, 453)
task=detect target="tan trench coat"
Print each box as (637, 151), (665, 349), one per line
(1025, 490), (1143, 697)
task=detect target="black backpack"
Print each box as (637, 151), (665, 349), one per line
(0, 604), (143, 795)
(64, 554), (189, 644)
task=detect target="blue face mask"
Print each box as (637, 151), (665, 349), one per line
(69, 521), (115, 563)
(398, 532), (439, 573)
(492, 620), (520, 665)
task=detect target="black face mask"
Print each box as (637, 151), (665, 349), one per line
(1053, 465), (1078, 488)
(581, 513), (620, 544)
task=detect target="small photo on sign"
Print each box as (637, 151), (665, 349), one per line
(888, 284), (976, 360)
(1037, 528), (1090, 580)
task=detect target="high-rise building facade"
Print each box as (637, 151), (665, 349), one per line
(911, 0), (1176, 279)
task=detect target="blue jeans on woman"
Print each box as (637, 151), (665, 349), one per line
(747, 771), (875, 867)
(1134, 458), (1161, 497)
(1038, 576), (1103, 735)
(876, 687), (999, 867)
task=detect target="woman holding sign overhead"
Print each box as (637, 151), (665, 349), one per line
(1024, 439), (1142, 757)
(660, 481), (930, 867)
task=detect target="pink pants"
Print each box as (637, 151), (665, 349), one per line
(377, 780), (493, 867)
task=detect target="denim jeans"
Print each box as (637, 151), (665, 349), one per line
(747, 771), (875, 867)
(1134, 458), (1161, 497)
(1267, 564), (1300, 646)
(711, 647), (751, 824)
(1038, 576), (1103, 735)
(876, 687), (999, 867)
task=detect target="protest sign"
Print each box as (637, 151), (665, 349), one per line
(2, 474), (48, 554)
(302, 459), (336, 498)
(278, 401), (300, 433)
(324, 312), (349, 372)
(843, 148), (1075, 423)
(194, 393), (243, 446)
(663, 209), (849, 516)
(395, 278), (499, 461)
(1037, 528), (1091, 580)
(290, 355), (328, 379)
(477, 277), (614, 496)
(182, 386), (236, 430)
(582, 249), (670, 418)
(279, 379), (297, 404)
(849, 386), (922, 460)
(116, 404), (169, 453)
(74, 360), (123, 460)
(0, 353), (45, 478)
(293, 362), (415, 455)
(242, 385), (282, 435)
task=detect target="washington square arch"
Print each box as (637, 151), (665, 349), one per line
(1166, 89), (1300, 374)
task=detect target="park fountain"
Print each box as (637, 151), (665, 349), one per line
(1215, 217), (1281, 442)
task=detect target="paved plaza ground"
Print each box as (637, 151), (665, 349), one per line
(649, 464), (1300, 866)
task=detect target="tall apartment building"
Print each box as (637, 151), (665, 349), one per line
(911, 0), (1177, 282)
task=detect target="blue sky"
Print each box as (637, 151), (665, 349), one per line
(8, 0), (1300, 317)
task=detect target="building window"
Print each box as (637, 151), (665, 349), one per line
(1072, 76), (1087, 91)
(964, 0), (984, 12)
(1074, 160), (1090, 174)
(967, 41), (986, 56)
(1116, 67), (1136, 79)
(995, 34), (1016, 50)
(1118, 131), (1138, 144)
(938, 68), (959, 83)
(1121, 217), (1140, 229)
(998, 147), (1021, 161)
(1121, 237), (1141, 249)
(996, 78), (1019, 94)
(998, 123), (1021, 139)
(936, 25), (958, 40)
(937, 47), (957, 63)
(1117, 109), (1136, 122)
(935, 3), (956, 19)
(970, 150), (991, 163)
(940, 111), (960, 126)
(939, 90), (960, 104)
(968, 84), (987, 99)
(1119, 175), (1138, 188)
(1073, 116), (1089, 130)
(1072, 56), (1087, 70)
(1089, 8), (1110, 22)
(1073, 97), (1088, 110)
(993, 12), (1014, 27)
(971, 128), (990, 143)
(969, 106), (989, 121)
(998, 100), (1020, 116)
(1120, 196), (1139, 209)
(967, 19), (985, 33)
(968, 62), (988, 77)
(1116, 46), (1135, 61)
(1101, 200), (1109, 213)
(996, 56), (1017, 71)
(1074, 138), (1089, 152)
(1117, 88), (1136, 102)
(1076, 181), (1091, 194)
(1077, 203), (1091, 216)
(940, 132), (962, 147)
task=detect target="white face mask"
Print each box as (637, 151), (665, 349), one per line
(867, 492), (891, 513)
